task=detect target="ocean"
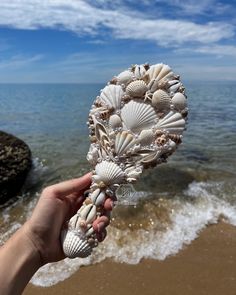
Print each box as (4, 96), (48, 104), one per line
(0, 82), (235, 286)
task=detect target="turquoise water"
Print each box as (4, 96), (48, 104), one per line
(0, 82), (236, 286)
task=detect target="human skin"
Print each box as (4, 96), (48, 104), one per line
(0, 173), (92, 295)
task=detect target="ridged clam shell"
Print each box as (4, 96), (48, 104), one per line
(116, 70), (134, 85)
(115, 131), (137, 155)
(147, 64), (172, 81)
(126, 80), (147, 98)
(172, 92), (187, 110)
(152, 89), (171, 110)
(121, 100), (157, 133)
(61, 229), (93, 258)
(109, 114), (122, 129)
(100, 85), (124, 109)
(95, 161), (125, 185)
(134, 65), (147, 79)
(156, 111), (185, 134)
(138, 129), (155, 146)
(90, 188), (106, 206)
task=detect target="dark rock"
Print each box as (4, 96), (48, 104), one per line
(0, 131), (32, 205)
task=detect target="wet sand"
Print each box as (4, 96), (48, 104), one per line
(24, 222), (236, 295)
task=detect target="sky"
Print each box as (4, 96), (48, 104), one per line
(0, 0), (235, 83)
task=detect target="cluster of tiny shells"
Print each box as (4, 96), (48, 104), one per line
(61, 63), (188, 258)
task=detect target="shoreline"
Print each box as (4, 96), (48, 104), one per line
(24, 222), (236, 295)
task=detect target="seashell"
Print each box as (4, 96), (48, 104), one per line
(121, 100), (157, 133)
(100, 84), (124, 109)
(116, 70), (134, 85)
(147, 64), (172, 81)
(61, 230), (93, 258)
(155, 134), (167, 145)
(152, 89), (171, 110)
(78, 204), (97, 224)
(68, 214), (81, 230)
(156, 111), (185, 134)
(90, 189), (106, 206)
(126, 80), (147, 98)
(87, 144), (99, 165)
(168, 134), (182, 144)
(171, 92), (187, 110)
(115, 131), (137, 155)
(169, 82), (181, 93)
(109, 114), (122, 129)
(138, 129), (155, 146)
(94, 119), (111, 153)
(94, 161), (125, 185)
(134, 65), (147, 79)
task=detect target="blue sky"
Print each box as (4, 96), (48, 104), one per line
(0, 0), (235, 83)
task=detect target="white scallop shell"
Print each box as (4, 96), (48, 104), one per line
(116, 70), (134, 85)
(147, 64), (173, 81)
(156, 111), (185, 134)
(152, 89), (171, 110)
(172, 92), (187, 110)
(115, 131), (137, 155)
(126, 80), (147, 98)
(138, 129), (155, 146)
(134, 65), (147, 79)
(121, 100), (157, 133)
(109, 114), (122, 129)
(61, 229), (93, 258)
(94, 161), (125, 185)
(100, 85), (124, 109)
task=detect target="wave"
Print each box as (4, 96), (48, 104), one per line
(31, 180), (236, 287)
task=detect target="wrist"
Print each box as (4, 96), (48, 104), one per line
(0, 224), (42, 295)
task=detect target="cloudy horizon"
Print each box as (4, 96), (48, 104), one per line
(0, 0), (235, 83)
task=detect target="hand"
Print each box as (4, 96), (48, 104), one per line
(23, 173), (91, 265)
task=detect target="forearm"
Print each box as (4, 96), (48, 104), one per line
(0, 224), (42, 295)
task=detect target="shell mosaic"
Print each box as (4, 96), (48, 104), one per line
(61, 63), (188, 258)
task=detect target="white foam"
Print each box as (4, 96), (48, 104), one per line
(30, 180), (236, 287)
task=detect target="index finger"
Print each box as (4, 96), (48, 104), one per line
(44, 172), (92, 198)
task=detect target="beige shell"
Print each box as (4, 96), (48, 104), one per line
(90, 188), (106, 206)
(152, 89), (171, 110)
(61, 230), (93, 258)
(116, 70), (134, 85)
(108, 114), (122, 129)
(134, 65), (147, 79)
(100, 84), (124, 109)
(138, 129), (155, 146)
(147, 64), (172, 81)
(172, 92), (187, 110)
(156, 111), (185, 134)
(126, 80), (147, 98)
(94, 161), (125, 185)
(115, 131), (137, 155)
(121, 100), (157, 133)
(78, 204), (97, 224)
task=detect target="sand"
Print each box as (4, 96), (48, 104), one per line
(24, 222), (236, 295)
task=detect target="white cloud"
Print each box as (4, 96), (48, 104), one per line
(0, 0), (234, 46)
(0, 54), (43, 69)
(175, 44), (236, 57)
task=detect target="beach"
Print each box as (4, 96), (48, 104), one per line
(24, 222), (236, 295)
(0, 82), (235, 293)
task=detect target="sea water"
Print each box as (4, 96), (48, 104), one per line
(0, 82), (235, 286)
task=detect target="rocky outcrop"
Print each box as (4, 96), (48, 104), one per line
(0, 131), (32, 205)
